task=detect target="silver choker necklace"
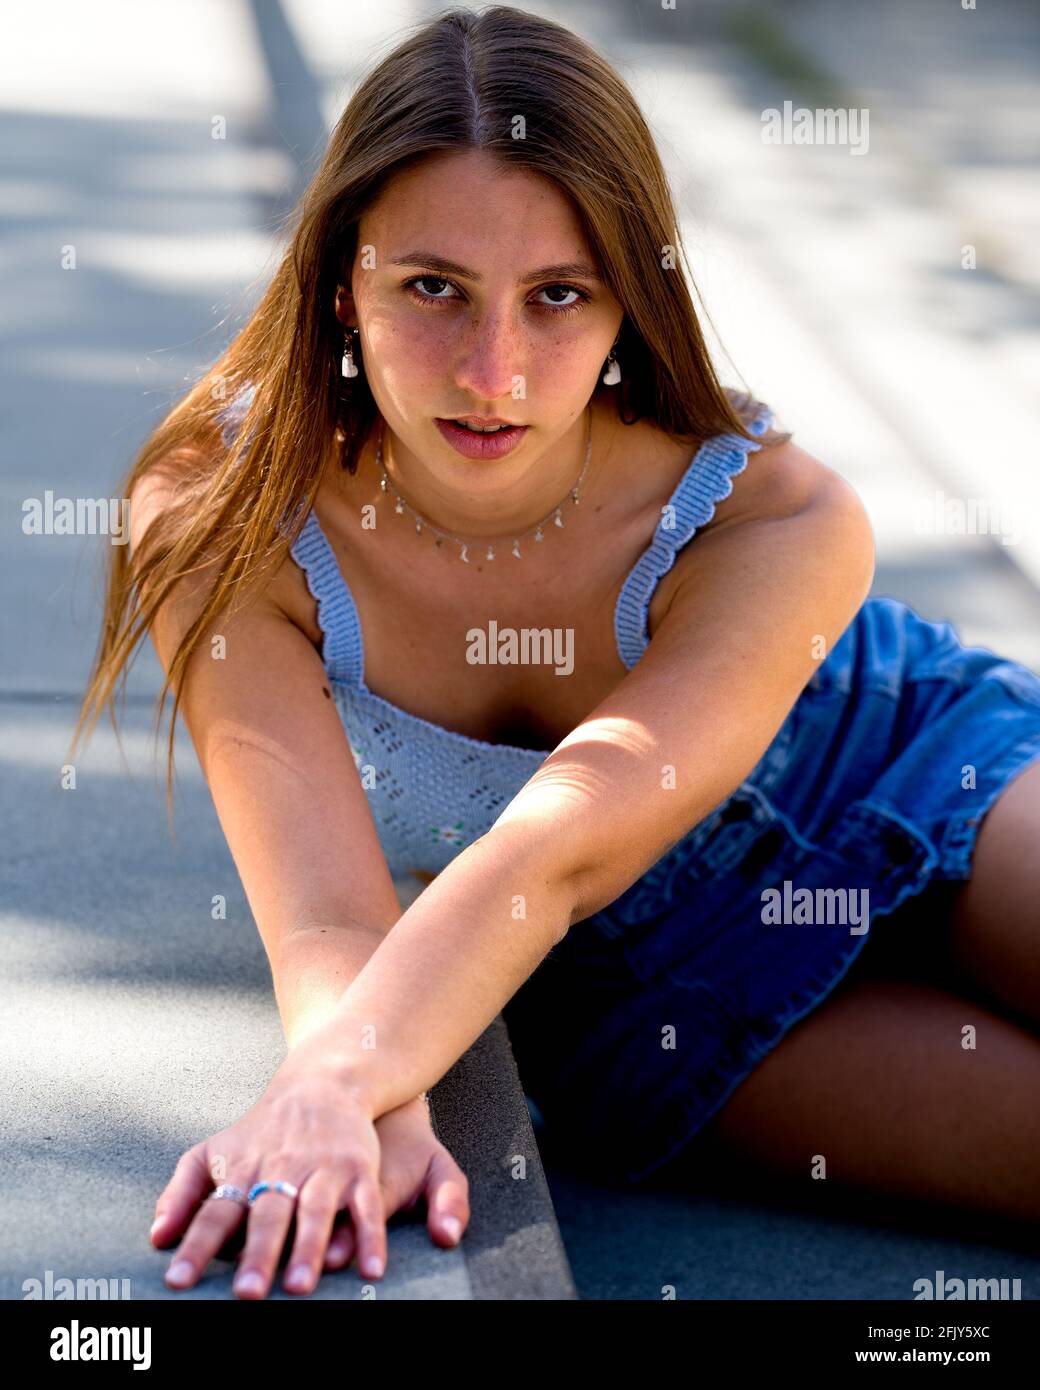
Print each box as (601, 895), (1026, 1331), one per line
(375, 409), (593, 562)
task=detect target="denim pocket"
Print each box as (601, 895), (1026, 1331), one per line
(814, 797), (941, 920)
(653, 801), (937, 1021)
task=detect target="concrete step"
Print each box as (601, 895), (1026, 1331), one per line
(0, 701), (574, 1299)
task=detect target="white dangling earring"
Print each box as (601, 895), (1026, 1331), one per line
(341, 327), (360, 379)
(601, 347), (621, 386)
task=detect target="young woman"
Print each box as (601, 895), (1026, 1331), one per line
(75, 6), (1040, 1299)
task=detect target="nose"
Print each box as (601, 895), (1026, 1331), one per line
(452, 308), (524, 404)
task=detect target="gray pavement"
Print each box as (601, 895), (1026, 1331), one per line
(3, 0), (1039, 1302)
(0, 0), (572, 1302)
(0, 703), (573, 1300)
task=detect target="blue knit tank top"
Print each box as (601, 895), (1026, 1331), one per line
(279, 402), (774, 879)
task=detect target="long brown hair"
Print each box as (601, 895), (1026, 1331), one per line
(71, 3), (792, 816)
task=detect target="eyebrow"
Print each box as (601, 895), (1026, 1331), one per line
(386, 250), (602, 285)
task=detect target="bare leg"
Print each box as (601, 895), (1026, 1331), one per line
(692, 973), (1040, 1224)
(944, 758), (1040, 1028)
(680, 760), (1040, 1223)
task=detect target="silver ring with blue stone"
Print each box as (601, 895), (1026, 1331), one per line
(247, 1179), (300, 1206)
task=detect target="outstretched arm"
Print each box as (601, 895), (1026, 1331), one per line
(131, 462), (467, 1295)
(288, 451), (877, 1116)
(285, 823), (579, 1109)
(127, 461), (409, 1052)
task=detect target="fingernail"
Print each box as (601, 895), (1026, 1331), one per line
(287, 1263), (312, 1291)
(234, 1270), (264, 1296)
(441, 1216), (462, 1242)
(149, 1218), (164, 1238)
(166, 1259), (193, 1285)
(361, 1254), (384, 1279)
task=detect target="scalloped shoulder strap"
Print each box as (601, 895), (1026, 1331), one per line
(287, 509), (366, 688)
(613, 403), (774, 669)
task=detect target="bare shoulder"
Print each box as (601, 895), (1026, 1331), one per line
(660, 436), (875, 624)
(126, 449), (218, 596)
(127, 445), (295, 624)
(702, 436), (868, 536)
(127, 455), (188, 556)
(127, 442), (326, 650)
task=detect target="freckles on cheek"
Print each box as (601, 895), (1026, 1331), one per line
(533, 335), (600, 393)
(406, 318), (446, 360)
(373, 318), (442, 391)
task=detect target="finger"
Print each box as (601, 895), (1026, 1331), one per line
(424, 1149), (470, 1247)
(346, 1175), (387, 1281)
(282, 1173), (340, 1295)
(233, 1182), (301, 1300)
(323, 1214), (356, 1271)
(164, 1181), (252, 1290)
(151, 1146), (214, 1248)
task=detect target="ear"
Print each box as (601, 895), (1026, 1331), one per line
(334, 284), (355, 328)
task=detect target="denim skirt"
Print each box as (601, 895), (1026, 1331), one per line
(501, 596), (1040, 1185)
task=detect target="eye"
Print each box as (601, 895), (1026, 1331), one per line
(403, 275), (591, 317)
(405, 275), (459, 304)
(532, 285), (588, 314)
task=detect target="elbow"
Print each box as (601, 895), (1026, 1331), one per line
(470, 820), (589, 943)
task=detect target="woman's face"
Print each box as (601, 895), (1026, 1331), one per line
(337, 148), (624, 514)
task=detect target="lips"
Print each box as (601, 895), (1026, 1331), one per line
(434, 417), (529, 460)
